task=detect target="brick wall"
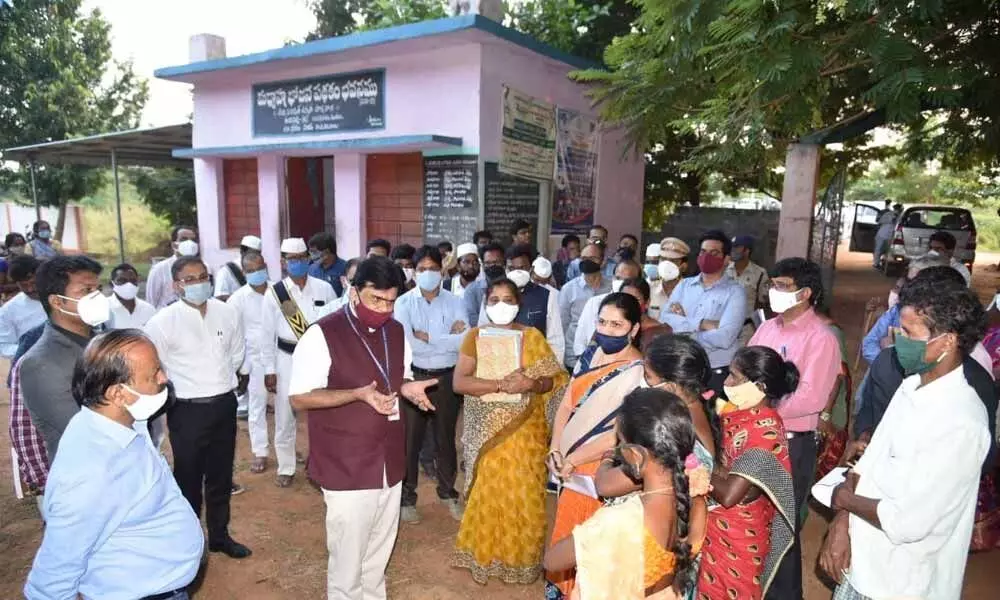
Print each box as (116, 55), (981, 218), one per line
(223, 158), (260, 247)
(365, 153), (424, 247)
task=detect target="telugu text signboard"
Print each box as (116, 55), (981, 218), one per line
(252, 69), (385, 136)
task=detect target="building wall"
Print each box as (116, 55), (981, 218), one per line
(479, 43), (644, 253)
(644, 206), (781, 269)
(0, 203), (84, 251)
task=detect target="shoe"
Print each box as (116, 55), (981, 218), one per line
(443, 498), (464, 521)
(250, 457), (267, 474)
(275, 474), (294, 488)
(420, 462), (437, 480)
(209, 537), (252, 559)
(400, 506), (420, 523)
(236, 408), (249, 421)
(231, 483), (246, 496)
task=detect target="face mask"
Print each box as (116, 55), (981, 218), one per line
(723, 380), (766, 409)
(177, 240), (199, 257)
(37, 229), (51, 240)
(310, 251), (323, 262)
(644, 264), (659, 280)
(484, 265), (506, 281)
(246, 269), (268, 287)
(181, 281), (213, 305)
(286, 259), (310, 278)
(10, 245), (25, 255)
(731, 250), (745, 262)
(507, 269), (531, 289)
(768, 288), (803, 314)
(353, 290), (394, 330)
(927, 249), (941, 258)
(658, 260), (680, 282)
(594, 331), (631, 355)
(57, 290), (111, 326)
(416, 270), (442, 291)
(887, 290), (900, 309)
(402, 267), (415, 283)
(113, 282), (139, 301)
(579, 259), (602, 275)
(894, 332), (947, 375)
(485, 301), (519, 325)
(121, 383), (169, 421)
(612, 442), (645, 481)
(696, 253), (726, 275)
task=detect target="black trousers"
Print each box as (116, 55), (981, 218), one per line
(168, 392), (237, 545)
(765, 432), (818, 600)
(402, 368), (461, 506)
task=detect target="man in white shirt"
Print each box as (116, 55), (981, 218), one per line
(227, 251), (272, 471)
(531, 256), (559, 293)
(258, 238), (336, 488)
(572, 259), (642, 359)
(928, 230), (972, 286)
(145, 226), (198, 309)
(821, 275), (989, 600)
(0, 255), (46, 358)
(106, 264), (157, 330)
(144, 256), (251, 560)
(214, 235), (262, 301)
(444, 243), (480, 298)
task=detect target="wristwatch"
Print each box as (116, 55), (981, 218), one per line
(819, 411), (832, 423)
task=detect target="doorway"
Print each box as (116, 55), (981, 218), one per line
(285, 156), (328, 240)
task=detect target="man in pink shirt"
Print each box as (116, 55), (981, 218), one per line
(749, 257), (840, 600)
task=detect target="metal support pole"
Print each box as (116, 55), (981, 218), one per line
(29, 160), (40, 221)
(111, 149), (126, 264)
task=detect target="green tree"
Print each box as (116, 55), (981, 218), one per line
(0, 0), (148, 240)
(306, 0), (447, 38)
(129, 167), (197, 226)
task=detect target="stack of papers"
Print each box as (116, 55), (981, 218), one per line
(811, 467), (848, 508)
(476, 328), (524, 403)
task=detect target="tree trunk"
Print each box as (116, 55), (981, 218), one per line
(54, 199), (68, 243)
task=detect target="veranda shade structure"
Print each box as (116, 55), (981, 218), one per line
(1, 123), (193, 263)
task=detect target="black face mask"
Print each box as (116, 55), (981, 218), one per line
(484, 265), (506, 281)
(460, 265), (481, 280)
(579, 258), (602, 275)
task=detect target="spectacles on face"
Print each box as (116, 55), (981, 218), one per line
(112, 276), (138, 285)
(767, 279), (799, 293)
(178, 273), (210, 285)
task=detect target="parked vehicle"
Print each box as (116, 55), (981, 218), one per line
(850, 203), (976, 277)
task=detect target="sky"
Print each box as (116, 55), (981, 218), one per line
(83, 0), (317, 127)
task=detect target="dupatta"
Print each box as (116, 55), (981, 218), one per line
(557, 359), (645, 457)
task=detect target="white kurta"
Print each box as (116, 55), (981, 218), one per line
(227, 284), (271, 457)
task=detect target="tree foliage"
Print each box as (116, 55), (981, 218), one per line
(0, 0), (147, 238)
(576, 0), (1000, 194)
(129, 167), (197, 226)
(306, 0), (447, 39)
(848, 158), (1000, 209)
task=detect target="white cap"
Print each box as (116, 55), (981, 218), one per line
(280, 237), (307, 254)
(532, 256), (552, 278)
(645, 243), (661, 259)
(456, 242), (478, 259)
(240, 235), (262, 251)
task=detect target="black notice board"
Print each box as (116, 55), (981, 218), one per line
(252, 69), (385, 136)
(484, 162), (540, 246)
(423, 156), (479, 245)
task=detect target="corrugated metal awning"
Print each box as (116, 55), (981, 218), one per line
(2, 123), (192, 168)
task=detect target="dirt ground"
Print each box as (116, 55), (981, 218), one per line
(1, 245), (998, 599)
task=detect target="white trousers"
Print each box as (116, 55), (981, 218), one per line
(274, 351), (297, 476)
(323, 480), (401, 600)
(245, 366), (269, 458)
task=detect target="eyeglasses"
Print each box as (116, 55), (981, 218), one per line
(178, 274), (210, 285)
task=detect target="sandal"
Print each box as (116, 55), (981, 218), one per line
(250, 457), (267, 474)
(275, 474), (294, 488)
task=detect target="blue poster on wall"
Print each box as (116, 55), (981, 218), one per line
(552, 108), (600, 234)
(252, 69), (385, 136)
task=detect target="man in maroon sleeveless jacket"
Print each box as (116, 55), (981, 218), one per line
(289, 256), (436, 600)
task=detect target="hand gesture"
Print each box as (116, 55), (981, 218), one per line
(413, 330), (430, 343)
(358, 381), (398, 416)
(264, 374), (278, 394)
(546, 449), (564, 477)
(500, 369), (535, 394)
(819, 512), (852, 584)
(669, 302), (686, 316)
(839, 439), (868, 467)
(557, 458), (576, 480)
(401, 379), (438, 412)
(450, 320), (468, 335)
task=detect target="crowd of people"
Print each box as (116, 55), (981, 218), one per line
(1, 216), (997, 600)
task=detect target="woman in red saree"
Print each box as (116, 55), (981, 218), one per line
(698, 346), (798, 600)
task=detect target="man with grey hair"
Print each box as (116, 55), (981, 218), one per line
(25, 329), (203, 600)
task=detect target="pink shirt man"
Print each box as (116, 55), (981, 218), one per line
(749, 307), (841, 431)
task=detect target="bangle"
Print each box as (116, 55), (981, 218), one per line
(819, 411), (832, 422)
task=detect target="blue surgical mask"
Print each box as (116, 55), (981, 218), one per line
(37, 229), (51, 240)
(182, 281), (213, 306)
(416, 270), (442, 291)
(286, 259), (309, 278)
(644, 264), (659, 280)
(245, 269), (268, 287)
(594, 331), (631, 355)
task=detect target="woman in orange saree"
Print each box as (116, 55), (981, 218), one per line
(546, 293), (646, 598)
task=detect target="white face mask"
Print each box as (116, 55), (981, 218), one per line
(768, 288), (803, 314)
(113, 282), (139, 301)
(507, 269), (531, 289)
(177, 239), (199, 257)
(402, 267), (415, 283)
(57, 290), (111, 326)
(658, 260), (680, 282)
(486, 301), (519, 325)
(121, 383), (169, 421)
(611, 279), (624, 293)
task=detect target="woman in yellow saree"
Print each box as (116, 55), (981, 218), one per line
(452, 277), (570, 584)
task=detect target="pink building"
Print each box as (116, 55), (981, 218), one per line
(155, 15), (644, 275)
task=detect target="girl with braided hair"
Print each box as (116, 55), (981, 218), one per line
(543, 388), (710, 599)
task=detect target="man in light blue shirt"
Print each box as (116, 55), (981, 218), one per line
(559, 242), (613, 369)
(394, 245), (468, 524)
(26, 329), (203, 600)
(565, 225), (617, 282)
(659, 230), (747, 394)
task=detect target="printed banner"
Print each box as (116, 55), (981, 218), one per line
(552, 108), (600, 234)
(252, 69), (385, 136)
(499, 86), (556, 181)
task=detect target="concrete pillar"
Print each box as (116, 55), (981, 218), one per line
(193, 157), (225, 267)
(257, 154), (285, 280)
(189, 34), (226, 62)
(334, 153), (366, 258)
(776, 143), (821, 261)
